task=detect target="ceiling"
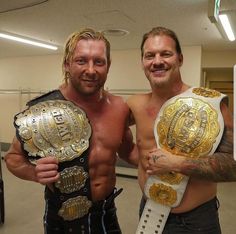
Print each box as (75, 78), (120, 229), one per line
(0, 0), (236, 59)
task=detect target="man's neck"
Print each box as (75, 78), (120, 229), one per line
(59, 83), (105, 110)
(152, 81), (189, 99)
(149, 82), (189, 108)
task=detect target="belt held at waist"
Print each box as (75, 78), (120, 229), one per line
(45, 186), (123, 221)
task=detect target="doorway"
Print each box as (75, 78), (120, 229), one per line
(203, 68), (234, 113)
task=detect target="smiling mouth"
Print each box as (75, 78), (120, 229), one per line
(151, 69), (167, 76)
(83, 79), (97, 83)
(82, 79), (98, 88)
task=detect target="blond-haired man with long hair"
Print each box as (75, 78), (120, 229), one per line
(5, 28), (137, 234)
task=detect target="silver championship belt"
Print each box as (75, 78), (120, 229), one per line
(136, 87), (226, 234)
(15, 99), (92, 162)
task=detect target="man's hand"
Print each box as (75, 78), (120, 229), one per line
(146, 148), (183, 175)
(35, 156), (60, 185)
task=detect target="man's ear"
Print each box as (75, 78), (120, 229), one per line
(107, 60), (111, 73)
(64, 61), (70, 72)
(141, 57), (145, 71)
(179, 54), (183, 66)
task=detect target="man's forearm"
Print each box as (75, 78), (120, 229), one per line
(179, 128), (235, 182)
(118, 143), (139, 167)
(5, 153), (37, 182)
(180, 153), (236, 182)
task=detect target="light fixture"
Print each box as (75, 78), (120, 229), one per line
(219, 14), (235, 41)
(101, 29), (129, 37)
(208, 0), (235, 42)
(0, 31), (58, 50)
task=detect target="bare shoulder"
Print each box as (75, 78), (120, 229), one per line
(105, 92), (129, 112)
(107, 92), (125, 103)
(106, 92), (126, 106)
(127, 93), (151, 109)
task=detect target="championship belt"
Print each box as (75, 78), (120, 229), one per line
(136, 87), (226, 234)
(15, 100), (91, 162)
(58, 195), (92, 221)
(15, 99), (93, 220)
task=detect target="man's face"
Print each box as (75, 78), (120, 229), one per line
(142, 35), (183, 88)
(65, 39), (110, 96)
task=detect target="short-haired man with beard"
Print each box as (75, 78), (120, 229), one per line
(128, 26), (235, 234)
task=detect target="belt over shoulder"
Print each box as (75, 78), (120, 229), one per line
(14, 98), (94, 221)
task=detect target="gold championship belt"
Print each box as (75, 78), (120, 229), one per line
(58, 195), (92, 221)
(15, 100), (92, 162)
(55, 166), (89, 194)
(15, 99), (93, 221)
(136, 87), (226, 234)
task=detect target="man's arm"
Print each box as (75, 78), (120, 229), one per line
(178, 127), (236, 182)
(5, 136), (59, 185)
(117, 126), (139, 167)
(5, 136), (38, 182)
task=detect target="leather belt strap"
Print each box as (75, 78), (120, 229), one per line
(137, 199), (170, 234)
(137, 176), (189, 234)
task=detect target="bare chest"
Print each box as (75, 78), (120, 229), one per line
(88, 110), (126, 149)
(135, 106), (159, 150)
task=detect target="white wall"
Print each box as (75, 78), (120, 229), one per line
(0, 55), (62, 90)
(181, 46), (202, 87)
(107, 50), (149, 91)
(202, 50), (236, 68)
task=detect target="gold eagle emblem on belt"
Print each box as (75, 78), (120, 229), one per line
(15, 100), (92, 162)
(149, 183), (177, 206)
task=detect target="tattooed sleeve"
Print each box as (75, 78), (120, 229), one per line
(181, 127), (236, 182)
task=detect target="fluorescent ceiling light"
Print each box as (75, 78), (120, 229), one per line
(219, 14), (235, 41)
(0, 32), (58, 50)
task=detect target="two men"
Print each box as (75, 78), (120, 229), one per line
(5, 28), (137, 234)
(128, 27), (235, 233)
(5, 26), (235, 234)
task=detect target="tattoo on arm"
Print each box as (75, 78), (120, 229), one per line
(181, 128), (236, 182)
(152, 154), (165, 163)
